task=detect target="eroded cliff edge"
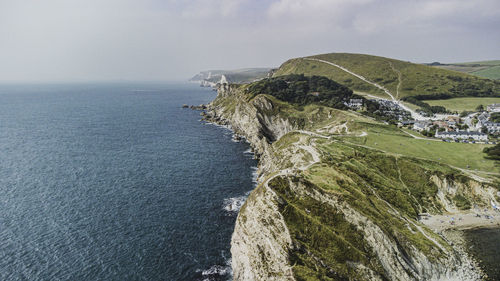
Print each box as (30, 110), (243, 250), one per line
(203, 83), (499, 281)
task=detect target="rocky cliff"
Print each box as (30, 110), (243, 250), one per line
(203, 83), (498, 281)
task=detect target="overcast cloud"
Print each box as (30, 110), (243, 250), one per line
(0, 0), (499, 82)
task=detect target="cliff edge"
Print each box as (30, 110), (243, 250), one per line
(203, 81), (499, 281)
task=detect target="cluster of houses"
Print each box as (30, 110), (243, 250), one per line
(347, 98), (500, 143)
(399, 103), (500, 143)
(346, 98), (411, 121)
(476, 111), (500, 134)
(486, 103), (500, 112)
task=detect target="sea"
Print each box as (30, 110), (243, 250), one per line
(464, 227), (500, 280)
(0, 83), (257, 281)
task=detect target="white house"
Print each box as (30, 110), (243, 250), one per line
(347, 98), (363, 109)
(413, 121), (431, 132)
(487, 103), (500, 113)
(485, 122), (500, 134)
(435, 131), (488, 141)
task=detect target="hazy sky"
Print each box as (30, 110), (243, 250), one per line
(1, 0), (499, 82)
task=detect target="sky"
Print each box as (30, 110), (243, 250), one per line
(0, 0), (499, 82)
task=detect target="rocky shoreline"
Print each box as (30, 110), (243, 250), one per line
(193, 83), (497, 280)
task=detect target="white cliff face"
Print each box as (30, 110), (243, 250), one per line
(231, 184), (295, 281)
(206, 85), (297, 281)
(205, 84), (488, 281)
(431, 175), (499, 213)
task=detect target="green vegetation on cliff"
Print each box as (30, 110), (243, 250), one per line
(484, 143), (500, 161)
(268, 141), (466, 280)
(247, 74), (354, 109)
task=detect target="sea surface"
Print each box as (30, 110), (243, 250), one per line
(0, 83), (257, 281)
(464, 227), (500, 280)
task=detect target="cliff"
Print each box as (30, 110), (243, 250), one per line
(203, 82), (499, 281)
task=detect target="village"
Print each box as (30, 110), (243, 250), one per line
(347, 98), (500, 144)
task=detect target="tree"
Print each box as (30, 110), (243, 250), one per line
(476, 104), (485, 112)
(484, 144), (500, 160)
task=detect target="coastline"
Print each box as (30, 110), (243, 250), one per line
(197, 84), (495, 280)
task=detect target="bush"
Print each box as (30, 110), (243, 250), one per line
(247, 74), (354, 109)
(484, 144), (500, 160)
(402, 97), (449, 114)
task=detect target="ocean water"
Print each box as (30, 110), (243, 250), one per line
(464, 227), (500, 280)
(0, 83), (257, 281)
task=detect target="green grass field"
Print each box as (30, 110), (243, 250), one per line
(424, 97), (500, 112)
(274, 53), (500, 100)
(340, 124), (499, 173)
(471, 65), (500, 80)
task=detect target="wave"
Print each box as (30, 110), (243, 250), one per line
(251, 166), (258, 184)
(199, 258), (232, 281)
(223, 166), (258, 212)
(223, 195), (248, 213)
(205, 122), (232, 131)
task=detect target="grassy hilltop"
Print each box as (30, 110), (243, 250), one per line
(274, 53), (500, 102)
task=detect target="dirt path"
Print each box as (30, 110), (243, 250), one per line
(305, 58), (428, 120)
(305, 58), (396, 101)
(388, 62), (402, 100)
(402, 130), (440, 141)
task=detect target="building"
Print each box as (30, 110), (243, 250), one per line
(347, 98), (363, 109)
(413, 121), (431, 132)
(435, 131), (488, 141)
(487, 103), (500, 113)
(484, 122), (500, 134)
(476, 112), (490, 130)
(398, 120), (415, 127)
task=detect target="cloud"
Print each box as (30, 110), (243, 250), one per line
(0, 0), (499, 82)
(179, 0), (250, 18)
(266, 0), (500, 33)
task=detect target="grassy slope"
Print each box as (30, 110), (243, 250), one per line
(269, 131), (479, 280)
(341, 124), (498, 173)
(424, 97), (500, 112)
(274, 53), (499, 99)
(274, 56), (386, 97)
(268, 136), (461, 280)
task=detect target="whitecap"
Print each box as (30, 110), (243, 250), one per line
(200, 259), (232, 280)
(251, 167), (259, 184)
(223, 196), (247, 213)
(202, 265), (229, 276)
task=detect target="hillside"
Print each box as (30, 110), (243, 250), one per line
(204, 76), (500, 280)
(274, 53), (500, 102)
(431, 61), (500, 80)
